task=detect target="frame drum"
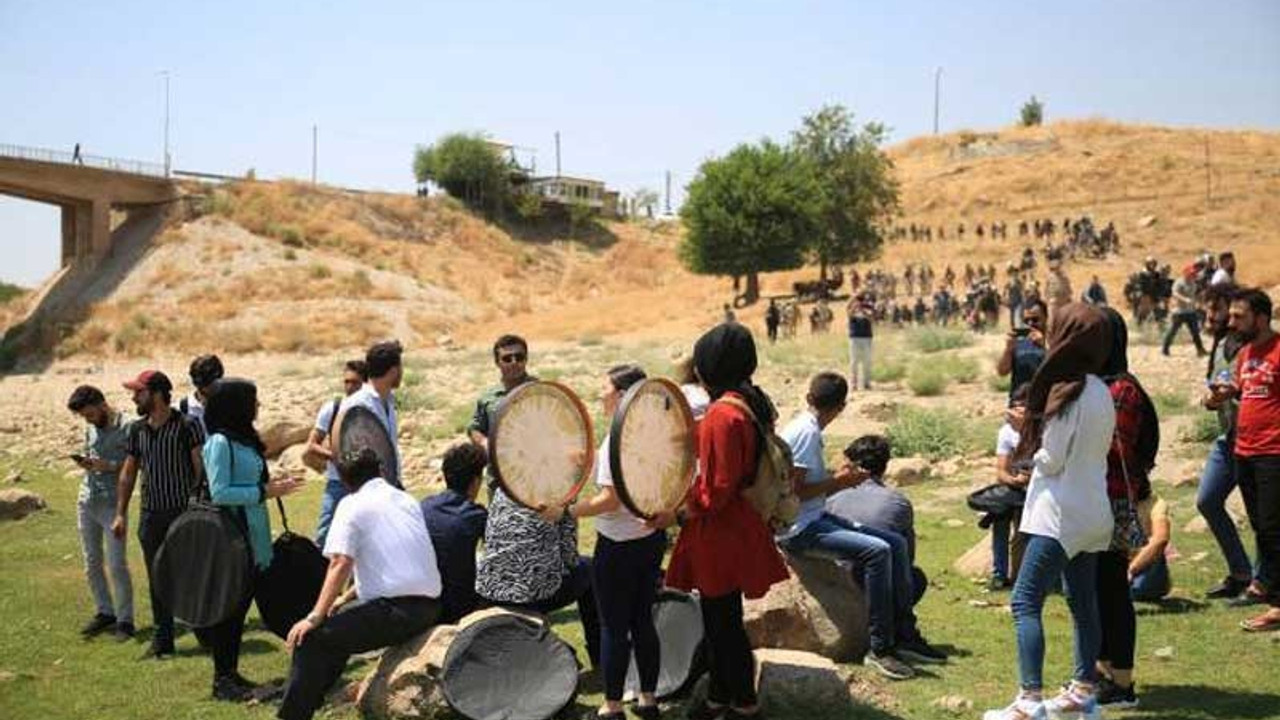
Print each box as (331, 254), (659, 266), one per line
(608, 378), (696, 520)
(489, 381), (595, 510)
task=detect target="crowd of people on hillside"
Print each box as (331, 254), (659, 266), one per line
(889, 216), (1121, 260)
(61, 253), (1277, 720)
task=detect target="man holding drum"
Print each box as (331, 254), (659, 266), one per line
(330, 342), (404, 490)
(468, 334), (536, 453)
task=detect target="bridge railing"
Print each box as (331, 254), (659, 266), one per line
(0, 143), (167, 178)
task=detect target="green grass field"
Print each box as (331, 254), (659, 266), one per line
(2, 332), (1279, 720)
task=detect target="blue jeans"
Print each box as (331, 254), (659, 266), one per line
(1197, 435), (1261, 582)
(1010, 535), (1101, 691)
(77, 494), (134, 623)
(993, 518), (1013, 581)
(1131, 557), (1171, 602)
(314, 478), (348, 550)
(783, 513), (918, 653)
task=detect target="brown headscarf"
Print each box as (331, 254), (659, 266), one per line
(1014, 303), (1114, 460)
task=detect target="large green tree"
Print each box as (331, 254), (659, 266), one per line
(679, 140), (822, 304)
(791, 104), (899, 281)
(1020, 95), (1044, 127)
(413, 133), (512, 214)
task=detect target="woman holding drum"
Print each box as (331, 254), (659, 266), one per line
(664, 323), (789, 720)
(541, 364), (665, 720)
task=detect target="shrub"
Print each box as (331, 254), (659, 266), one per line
(308, 263), (332, 279)
(988, 373), (1012, 393)
(1152, 390), (1191, 416)
(283, 249), (297, 261)
(906, 327), (973, 354)
(887, 406), (994, 460)
(939, 355), (980, 383)
(872, 361), (907, 383)
(1180, 413), (1220, 444)
(907, 365), (949, 397)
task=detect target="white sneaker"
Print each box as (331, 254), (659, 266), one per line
(982, 698), (1047, 720)
(1044, 687), (1102, 720)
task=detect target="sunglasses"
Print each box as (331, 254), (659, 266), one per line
(499, 352), (527, 364)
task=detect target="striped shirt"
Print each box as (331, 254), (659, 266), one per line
(127, 409), (204, 511)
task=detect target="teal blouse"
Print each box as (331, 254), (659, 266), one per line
(204, 434), (274, 570)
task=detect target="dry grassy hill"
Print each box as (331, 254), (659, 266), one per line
(9, 119), (1278, 361)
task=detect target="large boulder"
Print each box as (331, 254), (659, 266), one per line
(261, 420), (312, 460)
(357, 624), (456, 719)
(743, 553), (869, 662)
(754, 649), (855, 716)
(0, 489), (46, 521)
(886, 457), (931, 487)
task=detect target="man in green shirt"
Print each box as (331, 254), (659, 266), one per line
(67, 385), (135, 640)
(468, 334), (536, 453)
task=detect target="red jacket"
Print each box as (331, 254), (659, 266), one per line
(666, 394), (789, 599)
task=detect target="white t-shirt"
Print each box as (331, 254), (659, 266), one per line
(781, 411), (826, 538)
(1019, 375), (1117, 558)
(183, 393), (207, 436)
(1210, 268), (1233, 286)
(324, 478), (441, 600)
(313, 399), (341, 482)
(592, 435), (655, 542)
(680, 384), (710, 421)
(996, 423), (1019, 457)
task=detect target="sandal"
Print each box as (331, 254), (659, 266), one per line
(1239, 612), (1280, 633)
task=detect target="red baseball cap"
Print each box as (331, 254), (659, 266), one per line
(123, 370), (173, 393)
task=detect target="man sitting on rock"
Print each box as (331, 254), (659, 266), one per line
(420, 443), (489, 623)
(778, 373), (945, 681)
(826, 435), (934, 616)
(279, 448), (442, 720)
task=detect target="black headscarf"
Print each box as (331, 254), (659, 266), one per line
(204, 378), (266, 457)
(1099, 306), (1160, 480)
(693, 322), (777, 429)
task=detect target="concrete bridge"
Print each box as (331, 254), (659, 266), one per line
(0, 143), (178, 265)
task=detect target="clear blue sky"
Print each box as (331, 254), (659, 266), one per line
(2, 0), (1277, 286)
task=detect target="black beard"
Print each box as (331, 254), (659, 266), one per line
(135, 404), (149, 417)
(1233, 329), (1258, 345)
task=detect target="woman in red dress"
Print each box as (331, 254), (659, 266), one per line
(663, 323), (788, 719)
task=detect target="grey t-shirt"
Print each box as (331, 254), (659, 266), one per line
(826, 478), (916, 560)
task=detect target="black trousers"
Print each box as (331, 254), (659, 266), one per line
(138, 507), (184, 648)
(278, 596), (440, 720)
(700, 591), (756, 708)
(1237, 455), (1280, 606)
(592, 532), (665, 701)
(206, 574), (257, 680)
(1096, 550), (1136, 671)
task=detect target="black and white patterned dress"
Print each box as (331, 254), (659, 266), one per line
(476, 485), (579, 604)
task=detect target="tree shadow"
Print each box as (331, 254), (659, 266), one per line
(496, 214), (620, 251)
(1126, 684), (1280, 720)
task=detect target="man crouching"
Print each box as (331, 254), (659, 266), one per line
(278, 448), (442, 720)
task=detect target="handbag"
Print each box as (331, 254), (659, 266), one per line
(1110, 436), (1148, 553)
(255, 496), (329, 639)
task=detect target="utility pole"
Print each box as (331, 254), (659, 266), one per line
(933, 66), (942, 135)
(664, 171), (672, 215)
(311, 125), (318, 185)
(554, 131), (561, 177)
(161, 70), (171, 176)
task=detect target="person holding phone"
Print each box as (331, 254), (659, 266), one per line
(998, 299), (1048, 400)
(66, 386), (135, 641)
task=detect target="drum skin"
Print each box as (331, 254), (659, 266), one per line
(608, 378), (696, 520)
(489, 382), (594, 510)
(623, 589), (706, 699)
(337, 405), (399, 488)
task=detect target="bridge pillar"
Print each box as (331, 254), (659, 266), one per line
(58, 198), (111, 265)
